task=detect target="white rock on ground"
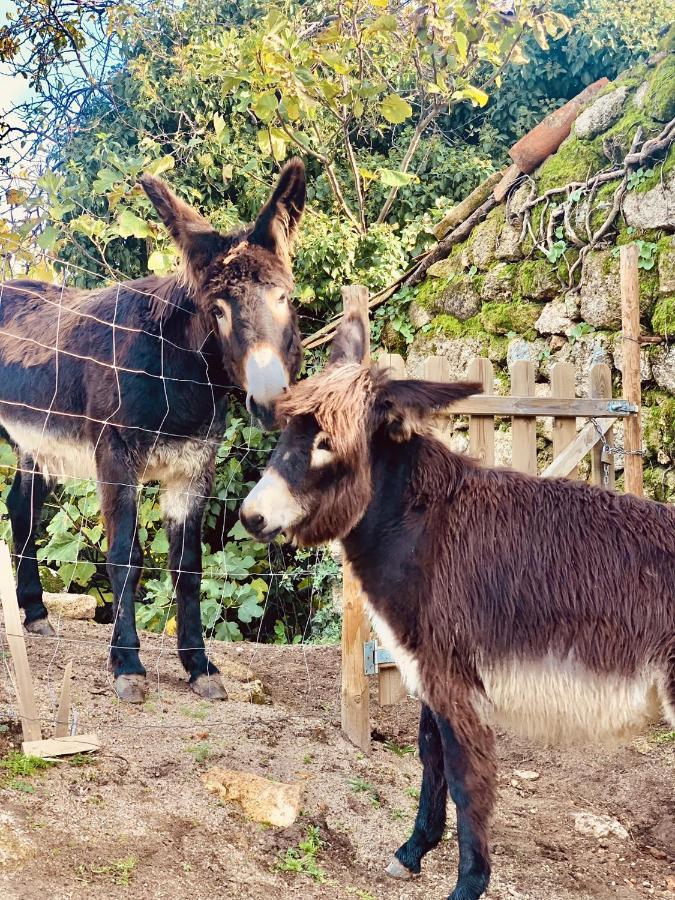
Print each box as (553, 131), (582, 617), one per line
(574, 87), (628, 139)
(574, 812), (629, 840)
(202, 768), (303, 827)
(43, 591), (96, 620)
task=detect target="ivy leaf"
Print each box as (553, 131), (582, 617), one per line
(147, 249), (176, 275)
(92, 167), (120, 194)
(150, 528), (169, 554)
(213, 112), (227, 139)
(58, 561), (96, 588)
(117, 209), (151, 239)
(380, 93), (413, 124)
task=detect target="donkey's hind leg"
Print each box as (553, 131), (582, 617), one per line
(95, 439), (146, 703)
(7, 458), (54, 635)
(388, 703), (447, 879)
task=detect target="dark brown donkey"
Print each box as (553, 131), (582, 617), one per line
(240, 314), (675, 900)
(0, 158), (306, 702)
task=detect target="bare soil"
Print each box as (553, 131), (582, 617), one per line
(0, 620), (673, 900)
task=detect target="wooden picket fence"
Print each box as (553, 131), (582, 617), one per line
(338, 245), (644, 752)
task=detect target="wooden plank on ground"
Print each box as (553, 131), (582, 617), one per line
(620, 245), (644, 496)
(22, 733), (100, 759)
(443, 396), (635, 418)
(542, 419), (611, 479)
(0, 541), (42, 742)
(54, 659), (73, 738)
(551, 362), (577, 480)
(373, 353), (407, 708)
(467, 358), (495, 466)
(590, 364), (616, 489)
(340, 286), (372, 752)
(511, 361), (537, 475)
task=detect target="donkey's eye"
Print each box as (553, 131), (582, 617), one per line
(316, 435), (331, 452)
(212, 305), (224, 319)
(277, 293), (288, 306)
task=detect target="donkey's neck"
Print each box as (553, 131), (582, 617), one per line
(341, 433), (465, 634)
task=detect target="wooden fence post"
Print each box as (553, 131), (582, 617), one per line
(467, 358), (495, 466)
(510, 360), (537, 475)
(373, 352), (407, 707)
(0, 541), (42, 742)
(590, 363), (616, 489)
(620, 244), (643, 496)
(340, 286), (371, 752)
(551, 362), (577, 480)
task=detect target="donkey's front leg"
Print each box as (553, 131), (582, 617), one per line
(388, 703), (447, 879)
(435, 695), (495, 900)
(163, 483), (227, 700)
(97, 446), (146, 703)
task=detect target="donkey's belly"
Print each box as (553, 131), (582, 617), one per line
(0, 417), (97, 480)
(477, 654), (662, 744)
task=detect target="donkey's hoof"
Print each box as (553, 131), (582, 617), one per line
(385, 858), (418, 880)
(190, 674), (228, 701)
(114, 674), (147, 704)
(24, 618), (56, 637)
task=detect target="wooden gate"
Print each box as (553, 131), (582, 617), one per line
(339, 245), (644, 752)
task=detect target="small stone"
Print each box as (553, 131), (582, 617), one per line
(470, 216), (500, 269)
(481, 263), (518, 300)
(513, 769), (540, 781)
(651, 344), (675, 392)
(550, 335), (566, 351)
(633, 81), (649, 109)
(623, 170), (675, 231)
(579, 250), (621, 329)
(574, 812), (629, 840)
(409, 300), (432, 329)
(574, 87), (628, 139)
(202, 768), (303, 827)
(535, 301), (575, 335)
(43, 591), (96, 621)
(495, 223), (524, 262)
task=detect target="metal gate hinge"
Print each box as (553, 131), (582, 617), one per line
(364, 640), (395, 676)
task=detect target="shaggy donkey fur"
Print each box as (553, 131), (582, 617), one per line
(240, 314), (675, 900)
(0, 159), (306, 703)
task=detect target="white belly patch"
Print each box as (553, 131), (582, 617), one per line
(1, 419), (97, 480)
(477, 654), (663, 744)
(366, 602), (421, 699)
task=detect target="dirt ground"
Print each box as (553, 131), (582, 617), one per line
(0, 619), (673, 900)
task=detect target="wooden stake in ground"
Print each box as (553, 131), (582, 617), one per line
(340, 286), (372, 753)
(620, 244), (644, 496)
(0, 541), (42, 742)
(55, 659), (73, 738)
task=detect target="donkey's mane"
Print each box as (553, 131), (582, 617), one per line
(276, 363), (389, 460)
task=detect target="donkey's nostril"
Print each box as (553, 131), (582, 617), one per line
(241, 510), (266, 536)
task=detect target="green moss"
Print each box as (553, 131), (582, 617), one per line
(643, 392), (675, 460)
(644, 55), (675, 122)
(479, 302), (543, 338)
(652, 295), (675, 335)
(415, 276), (451, 310)
(481, 261), (521, 301)
(428, 313), (485, 339)
(537, 138), (606, 194)
(518, 259), (559, 300)
(643, 465), (675, 504)
(633, 147), (675, 193)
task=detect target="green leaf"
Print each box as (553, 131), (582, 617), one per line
(455, 31), (469, 63)
(145, 155), (175, 176)
(213, 112), (227, 139)
(92, 168), (120, 194)
(58, 561), (96, 588)
(117, 209), (151, 239)
(452, 85), (489, 108)
(37, 226), (59, 250)
(147, 249), (176, 275)
(257, 128), (287, 160)
(377, 168), (417, 187)
(380, 94), (413, 124)
(237, 593), (264, 624)
(251, 92), (278, 123)
(150, 529), (169, 554)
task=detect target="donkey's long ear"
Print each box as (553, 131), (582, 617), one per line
(375, 379), (480, 442)
(248, 158), (306, 266)
(139, 174), (225, 289)
(328, 313), (368, 366)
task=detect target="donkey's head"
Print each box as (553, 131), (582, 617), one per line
(240, 314), (478, 545)
(140, 159), (306, 429)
